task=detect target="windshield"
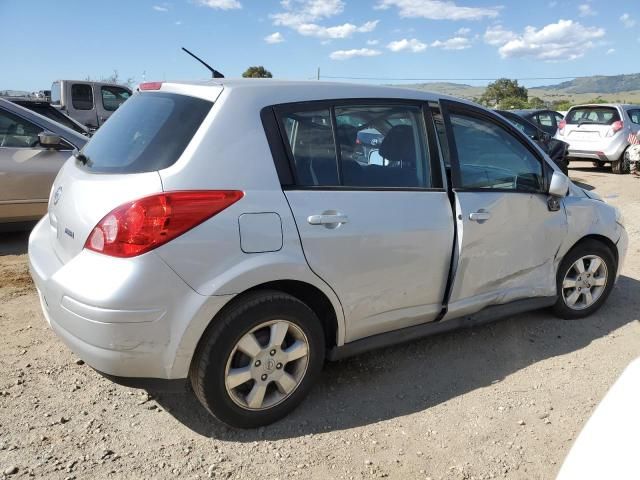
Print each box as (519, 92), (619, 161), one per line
(79, 92), (212, 173)
(566, 107), (620, 126)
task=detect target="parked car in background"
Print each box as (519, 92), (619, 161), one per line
(497, 110), (569, 174)
(0, 98), (87, 229)
(556, 104), (640, 174)
(5, 97), (90, 136)
(50, 80), (132, 130)
(507, 109), (565, 136)
(29, 80), (627, 428)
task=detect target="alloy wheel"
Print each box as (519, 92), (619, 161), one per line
(224, 320), (310, 411)
(561, 255), (608, 310)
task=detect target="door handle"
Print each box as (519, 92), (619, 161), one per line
(469, 211), (491, 222)
(307, 213), (349, 226)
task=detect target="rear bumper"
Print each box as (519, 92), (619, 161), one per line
(28, 216), (234, 379)
(564, 136), (628, 162)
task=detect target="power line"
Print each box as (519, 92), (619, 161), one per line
(318, 75), (579, 82)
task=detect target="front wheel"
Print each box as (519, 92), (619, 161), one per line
(552, 240), (616, 319)
(189, 291), (325, 428)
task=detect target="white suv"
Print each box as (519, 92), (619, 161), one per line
(29, 79), (627, 427)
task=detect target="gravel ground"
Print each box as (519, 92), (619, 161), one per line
(1, 165), (639, 480)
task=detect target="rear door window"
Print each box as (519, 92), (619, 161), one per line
(71, 84), (94, 110)
(101, 86), (131, 111)
(278, 103), (435, 189)
(79, 92), (212, 173)
(566, 107), (620, 125)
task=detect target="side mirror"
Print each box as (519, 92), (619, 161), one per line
(548, 170), (570, 197)
(38, 131), (62, 148)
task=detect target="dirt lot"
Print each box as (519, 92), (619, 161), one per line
(1, 166), (639, 480)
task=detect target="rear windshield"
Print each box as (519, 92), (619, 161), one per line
(15, 102), (87, 134)
(566, 107), (620, 125)
(79, 92), (212, 173)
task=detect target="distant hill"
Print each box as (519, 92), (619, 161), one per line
(538, 74), (640, 94)
(396, 73), (640, 104)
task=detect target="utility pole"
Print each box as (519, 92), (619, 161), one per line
(317, 67), (320, 81)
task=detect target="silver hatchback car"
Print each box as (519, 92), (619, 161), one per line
(556, 104), (640, 174)
(29, 80), (628, 428)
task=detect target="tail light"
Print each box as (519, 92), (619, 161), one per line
(85, 191), (244, 258)
(612, 120), (624, 133)
(606, 120), (624, 137)
(139, 82), (163, 91)
(557, 119), (566, 136)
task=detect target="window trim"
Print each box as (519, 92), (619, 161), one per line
(71, 83), (94, 111)
(263, 98), (446, 192)
(440, 100), (548, 194)
(627, 109), (640, 125)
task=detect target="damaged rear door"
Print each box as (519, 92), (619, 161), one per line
(439, 100), (568, 319)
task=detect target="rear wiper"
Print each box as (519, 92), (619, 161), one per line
(73, 149), (89, 165)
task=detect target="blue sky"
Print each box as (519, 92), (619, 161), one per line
(2, 0), (639, 91)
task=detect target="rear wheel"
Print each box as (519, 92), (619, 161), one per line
(552, 240), (616, 319)
(611, 150), (630, 174)
(189, 291), (325, 428)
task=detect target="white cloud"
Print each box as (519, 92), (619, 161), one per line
(494, 19), (605, 61)
(375, 0), (500, 21)
(265, 32), (285, 43)
(367, 39), (380, 45)
(271, 0), (378, 39)
(606, 48), (616, 55)
(578, 4), (596, 16)
(387, 38), (427, 52)
(620, 13), (637, 28)
(483, 24), (517, 46)
(329, 48), (382, 60)
(175, 20), (183, 25)
(431, 36), (472, 50)
(455, 27), (471, 35)
(196, 0), (241, 10)
(153, 5), (168, 11)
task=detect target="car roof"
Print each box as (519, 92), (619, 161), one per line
(569, 104), (640, 109)
(0, 97), (87, 148)
(150, 78), (461, 104)
(509, 109), (557, 115)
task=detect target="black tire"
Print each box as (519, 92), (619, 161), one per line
(552, 239), (616, 320)
(611, 150), (630, 175)
(189, 290), (325, 428)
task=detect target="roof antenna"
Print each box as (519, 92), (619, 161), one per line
(181, 47), (224, 79)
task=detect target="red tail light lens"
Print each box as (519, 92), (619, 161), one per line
(558, 120), (566, 130)
(85, 191), (244, 258)
(612, 120), (624, 133)
(139, 82), (163, 91)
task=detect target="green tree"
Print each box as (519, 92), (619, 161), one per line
(498, 96), (530, 110)
(551, 99), (573, 111)
(585, 97), (609, 104)
(528, 96), (545, 109)
(480, 78), (528, 107)
(242, 66), (273, 78)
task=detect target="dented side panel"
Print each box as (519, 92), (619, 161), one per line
(444, 191), (568, 320)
